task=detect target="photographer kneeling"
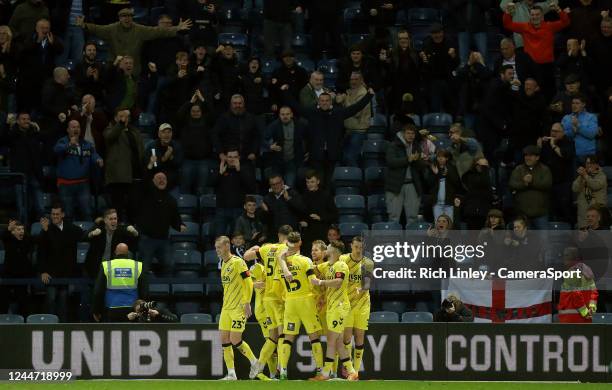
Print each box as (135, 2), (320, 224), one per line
(128, 299), (178, 322)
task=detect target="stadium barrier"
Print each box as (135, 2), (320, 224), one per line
(0, 323), (609, 382)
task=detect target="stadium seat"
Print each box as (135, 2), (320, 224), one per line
(170, 222), (199, 244)
(382, 300), (408, 314)
(401, 312), (434, 323)
(366, 133), (385, 140)
(343, 7), (368, 33)
(592, 313), (612, 323)
(295, 57), (315, 73)
(406, 222), (430, 230)
(138, 112), (156, 134)
(148, 283), (170, 298)
(181, 313), (213, 324)
(261, 58), (279, 76)
(30, 222), (42, 236)
(364, 166), (386, 193)
(317, 58), (339, 75)
(372, 221), (402, 231)
(204, 250), (220, 271)
(338, 214), (365, 224)
(74, 221), (94, 232)
(38, 192), (54, 213)
(206, 283), (223, 297)
(370, 113), (387, 127)
(218, 32), (248, 48)
(335, 195), (366, 215)
(335, 186), (361, 196)
(246, 194), (264, 207)
(367, 194), (387, 220)
(0, 314), (24, 323)
(292, 33), (311, 53)
(339, 222), (369, 239)
(199, 194), (217, 218)
(215, 313), (222, 323)
(201, 222), (214, 249)
(423, 112), (453, 133)
(332, 167), (363, 188)
(26, 314), (59, 323)
(176, 194), (199, 219)
(345, 33), (370, 47)
(549, 221), (571, 230)
(174, 250), (202, 272)
(172, 284), (204, 296)
(175, 302), (201, 316)
(132, 6), (148, 24)
(362, 140), (386, 160)
(370, 311), (399, 323)
(407, 8), (440, 25)
(218, 8), (243, 25)
(77, 246), (87, 265)
(149, 6), (165, 25)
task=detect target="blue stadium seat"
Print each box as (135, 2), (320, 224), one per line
(175, 301), (201, 316)
(204, 250), (220, 271)
(261, 58), (279, 76)
(370, 113), (387, 127)
(149, 6), (166, 25)
(339, 222), (369, 239)
(170, 222), (200, 244)
(549, 221), (571, 230)
(26, 314), (59, 323)
(138, 112), (156, 134)
(295, 57), (315, 73)
(335, 195), (366, 215)
(199, 194), (217, 218)
(0, 314), (24, 323)
(407, 8), (440, 25)
(74, 221), (94, 232)
(77, 246), (87, 265)
(335, 187), (361, 196)
(317, 58), (339, 75)
(181, 313), (213, 324)
(292, 33), (311, 53)
(149, 283), (170, 297)
(218, 32), (248, 48)
(332, 167), (363, 188)
(372, 221), (402, 231)
(219, 8), (243, 25)
(206, 283), (223, 297)
(401, 312), (434, 323)
(30, 222), (42, 236)
(38, 192), (54, 213)
(345, 33), (370, 47)
(370, 311), (399, 323)
(133, 6), (148, 24)
(406, 222), (430, 230)
(366, 133), (385, 140)
(382, 300), (408, 314)
(423, 112), (453, 133)
(408, 114), (422, 127)
(364, 166), (386, 193)
(174, 249), (202, 271)
(592, 313), (612, 323)
(172, 283), (204, 296)
(362, 140), (386, 160)
(367, 194), (387, 221)
(201, 222), (213, 249)
(339, 214), (365, 224)
(343, 7), (367, 33)
(176, 194), (198, 218)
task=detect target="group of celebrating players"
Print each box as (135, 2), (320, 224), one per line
(214, 225), (374, 381)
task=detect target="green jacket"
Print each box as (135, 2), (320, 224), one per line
(103, 122), (144, 185)
(298, 84), (319, 109)
(84, 22), (177, 75)
(508, 162), (552, 218)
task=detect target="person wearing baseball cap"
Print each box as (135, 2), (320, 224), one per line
(144, 123), (183, 190)
(508, 144), (552, 229)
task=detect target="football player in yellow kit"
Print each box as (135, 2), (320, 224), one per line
(216, 236), (258, 380)
(244, 225), (292, 379)
(310, 240), (358, 381)
(339, 236), (373, 376)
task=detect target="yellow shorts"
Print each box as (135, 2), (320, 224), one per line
(326, 303), (350, 334)
(218, 307), (246, 332)
(344, 304), (370, 330)
(283, 297), (322, 336)
(263, 299), (284, 329)
(318, 307), (327, 333)
(255, 306), (271, 337)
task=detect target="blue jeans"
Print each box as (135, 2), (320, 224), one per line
(15, 176), (44, 222)
(56, 25), (85, 65)
(214, 208), (243, 237)
(139, 235), (173, 275)
(433, 204), (455, 222)
(180, 159), (214, 195)
(147, 75), (170, 114)
(458, 31), (488, 66)
(58, 182), (92, 221)
(45, 285), (68, 322)
(343, 131), (366, 167)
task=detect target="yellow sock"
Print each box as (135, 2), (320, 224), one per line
(277, 335), (285, 369)
(341, 357), (356, 374)
(222, 343), (235, 370)
(354, 344), (364, 372)
(344, 342), (352, 363)
(267, 354), (276, 376)
(258, 338), (277, 365)
(323, 358), (334, 377)
(280, 340), (292, 369)
(311, 340), (324, 370)
(234, 341), (256, 362)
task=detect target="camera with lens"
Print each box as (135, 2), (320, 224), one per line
(137, 301), (157, 322)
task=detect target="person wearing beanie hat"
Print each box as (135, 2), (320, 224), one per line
(144, 123), (183, 191)
(508, 144), (552, 229)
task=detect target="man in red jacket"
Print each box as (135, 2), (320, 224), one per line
(503, 3), (570, 99)
(558, 246), (598, 323)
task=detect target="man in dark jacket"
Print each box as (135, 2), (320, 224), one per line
(308, 0), (344, 61)
(49, 0), (91, 65)
(269, 50), (309, 110)
(85, 208), (139, 278)
(300, 171), (338, 255)
(336, 45), (381, 92)
(264, 106), (306, 188)
(590, 17), (612, 100)
(4, 112), (45, 221)
(41, 67), (79, 137)
(178, 0), (219, 49)
(213, 94), (261, 163)
(0, 220), (36, 316)
(73, 42), (105, 100)
(384, 123), (427, 224)
(494, 38), (536, 83)
(38, 203), (85, 322)
(144, 123), (184, 191)
(263, 0), (302, 57)
(434, 295), (474, 322)
(212, 147), (256, 237)
(281, 84), (375, 186)
(538, 122), (575, 224)
(136, 172), (186, 274)
(262, 174), (306, 233)
(70, 94), (109, 158)
(234, 195), (267, 246)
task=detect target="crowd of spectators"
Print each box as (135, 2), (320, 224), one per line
(0, 0), (611, 321)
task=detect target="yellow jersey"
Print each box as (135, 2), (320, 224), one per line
(282, 254), (315, 300)
(257, 242), (287, 301)
(324, 260), (350, 309)
(221, 255), (250, 310)
(250, 261), (266, 314)
(339, 254), (374, 310)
